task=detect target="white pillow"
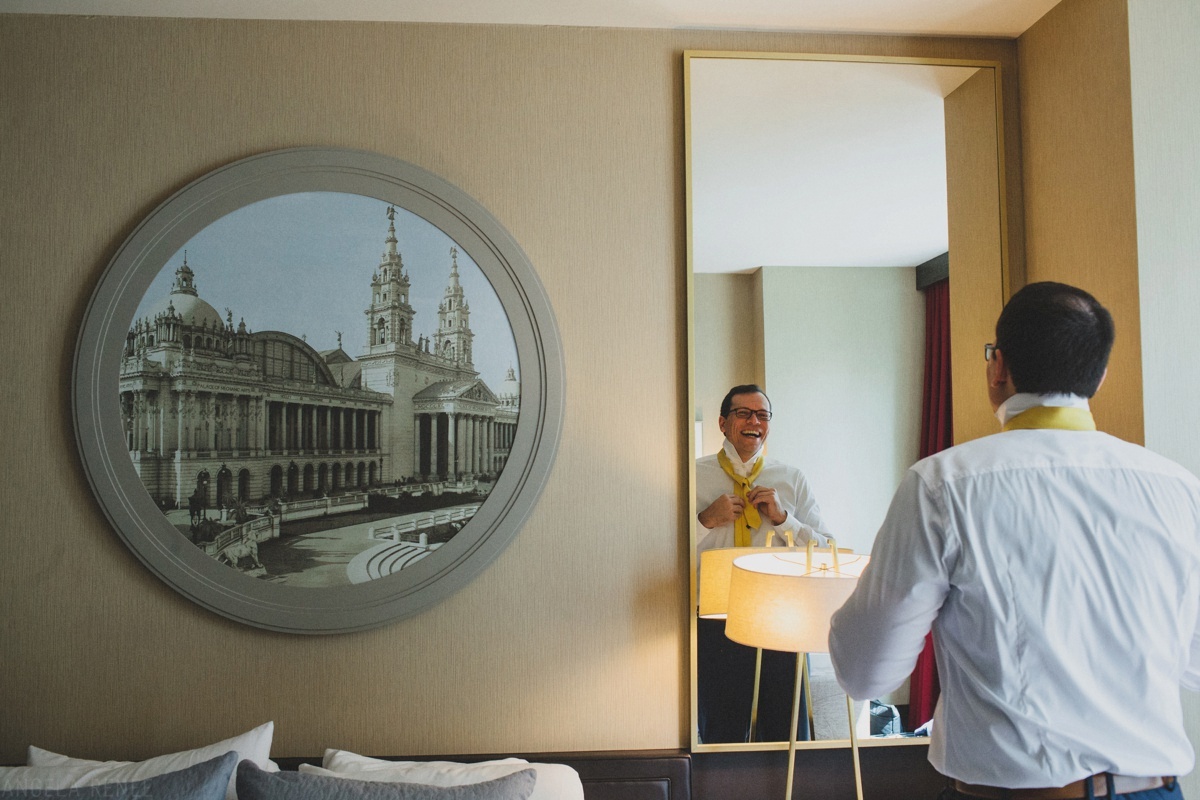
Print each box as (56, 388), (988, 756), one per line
(0, 764), (107, 790)
(304, 749), (584, 800)
(25, 721), (278, 800)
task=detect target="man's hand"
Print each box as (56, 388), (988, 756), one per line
(745, 486), (788, 527)
(698, 493), (745, 529)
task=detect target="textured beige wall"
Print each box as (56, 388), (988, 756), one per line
(945, 68), (1007, 445)
(1017, 0), (1143, 443)
(0, 14), (1019, 762)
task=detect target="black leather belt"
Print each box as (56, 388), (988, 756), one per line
(952, 776), (1174, 800)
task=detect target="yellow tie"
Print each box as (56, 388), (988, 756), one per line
(1003, 405), (1097, 432)
(718, 450), (764, 547)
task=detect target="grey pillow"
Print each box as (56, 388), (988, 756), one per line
(0, 751), (237, 799)
(236, 761), (537, 800)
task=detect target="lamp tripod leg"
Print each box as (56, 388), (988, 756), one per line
(785, 650), (804, 800)
(749, 647), (763, 742)
(802, 653), (814, 737)
(845, 694), (864, 800)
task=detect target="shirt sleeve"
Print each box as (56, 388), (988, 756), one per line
(1182, 567), (1200, 691)
(694, 459), (732, 556)
(828, 468), (954, 700)
(1183, 630), (1200, 692)
(1177, 497), (1200, 691)
(775, 470), (830, 547)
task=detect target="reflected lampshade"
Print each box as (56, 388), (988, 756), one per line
(697, 546), (784, 618)
(724, 550), (869, 654)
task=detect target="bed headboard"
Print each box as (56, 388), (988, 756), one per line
(273, 749), (691, 800)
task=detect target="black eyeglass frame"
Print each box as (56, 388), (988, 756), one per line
(726, 408), (773, 422)
(984, 343), (998, 362)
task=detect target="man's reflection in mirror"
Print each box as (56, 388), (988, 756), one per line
(696, 384), (830, 743)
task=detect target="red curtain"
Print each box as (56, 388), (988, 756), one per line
(908, 277), (952, 730)
(919, 278), (953, 459)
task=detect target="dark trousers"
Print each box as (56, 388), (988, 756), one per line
(697, 617), (811, 744)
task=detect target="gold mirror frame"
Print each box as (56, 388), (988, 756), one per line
(685, 50), (1011, 753)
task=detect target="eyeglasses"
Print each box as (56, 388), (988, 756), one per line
(984, 343), (997, 362)
(728, 408), (773, 422)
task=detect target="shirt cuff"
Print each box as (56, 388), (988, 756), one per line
(777, 512), (828, 547)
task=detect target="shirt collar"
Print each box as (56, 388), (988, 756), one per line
(995, 392), (1091, 427)
(721, 438), (762, 477)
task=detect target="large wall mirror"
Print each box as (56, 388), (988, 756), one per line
(685, 51), (1009, 752)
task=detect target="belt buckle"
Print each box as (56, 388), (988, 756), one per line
(1108, 775), (1171, 797)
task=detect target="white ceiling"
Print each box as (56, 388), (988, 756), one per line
(0, 0), (1061, 38)
(691, 58), (980, 273)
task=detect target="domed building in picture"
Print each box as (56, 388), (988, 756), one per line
(117, 203), (519, 586)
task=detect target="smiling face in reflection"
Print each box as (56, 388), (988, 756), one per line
(718, 391), (772, 462)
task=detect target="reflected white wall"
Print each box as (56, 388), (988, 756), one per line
(760, 267), (925, 554)
(1129, 2), (1200, 796)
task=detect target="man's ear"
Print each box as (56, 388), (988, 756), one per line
(717, 415), (728, 436)
(987, 348), (1017, 411)
(988, 348), (1010, 388)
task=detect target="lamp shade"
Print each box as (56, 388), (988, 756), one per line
(724, 550), (869, 654)
(698, 546), (787, 618)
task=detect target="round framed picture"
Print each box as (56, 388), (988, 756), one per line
(73, 148), (564, 633)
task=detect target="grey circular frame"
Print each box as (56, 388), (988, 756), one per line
(73, 148), (564, 634)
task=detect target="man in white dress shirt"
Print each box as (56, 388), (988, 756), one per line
(696, 385), (828, 556)
(830, 282), (1200, 799)
(696, 384), (829, 743)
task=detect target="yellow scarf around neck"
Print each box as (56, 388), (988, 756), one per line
(1003, 405), (1097, 432)
(717, 449), (764, 547)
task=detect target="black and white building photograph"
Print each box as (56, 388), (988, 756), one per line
(118, 192), (521, 588)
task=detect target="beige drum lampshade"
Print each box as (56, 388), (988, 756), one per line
(724, 550), (869, 654)
(697, 546), (785, 618)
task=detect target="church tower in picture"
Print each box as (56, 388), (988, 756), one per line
(365, 205), (416, 350)
(358, 208), (510, 483)
(435, 248), (473, 368)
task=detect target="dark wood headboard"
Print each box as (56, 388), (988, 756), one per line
(273, 750), (691, 800)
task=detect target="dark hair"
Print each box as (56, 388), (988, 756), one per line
(720, 384), (771, 418)
(994, 282), (1114, 397)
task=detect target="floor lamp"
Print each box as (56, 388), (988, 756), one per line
(724, 544), (869, 800)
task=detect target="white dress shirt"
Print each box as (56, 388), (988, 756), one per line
(829, 395), (1200, 787)
(695, 439), (829, 556)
